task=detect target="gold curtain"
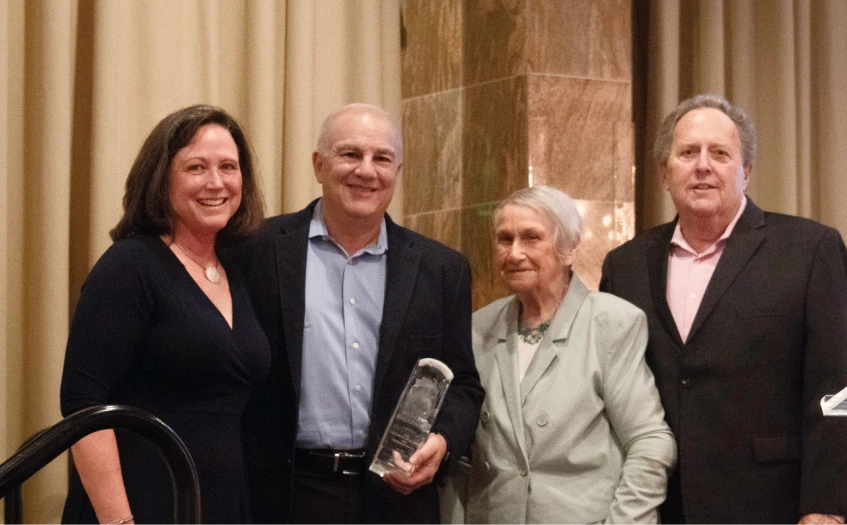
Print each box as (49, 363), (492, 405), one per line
(0, 0), (401, 522)
(641, 0), (847, 235)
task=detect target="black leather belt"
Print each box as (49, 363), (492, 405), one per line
(293, 448), (367, 476)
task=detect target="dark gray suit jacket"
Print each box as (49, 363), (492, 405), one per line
(600, 198), (847, 523)
(233, 199), (484, 523)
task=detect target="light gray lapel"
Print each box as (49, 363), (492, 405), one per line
(519, 274), (590, 405)
(493, 300), (530, 461)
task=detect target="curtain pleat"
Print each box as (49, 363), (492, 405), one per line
(18, 1), (78, 519)
(812, 0), (847, 231)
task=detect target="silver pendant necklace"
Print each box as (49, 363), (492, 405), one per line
(203, 265), (222, 284)
(173, 242), (222, 284)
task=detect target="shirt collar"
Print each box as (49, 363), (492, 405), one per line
(308, 199), (388, 256)
(671, 195), (747, 256)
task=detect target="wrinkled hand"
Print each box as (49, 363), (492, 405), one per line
(382, 433), (447, 495)
(799, 514), (845, 524)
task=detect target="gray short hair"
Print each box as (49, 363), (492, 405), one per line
(316, 103), (403, 163)
(654, 94), (757, 169)
(493, 185), (582, 262)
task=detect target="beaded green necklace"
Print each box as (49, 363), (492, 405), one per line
(518, 314), (553, 344)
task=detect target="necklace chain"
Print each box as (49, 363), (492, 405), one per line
(173, 242), (221, 284)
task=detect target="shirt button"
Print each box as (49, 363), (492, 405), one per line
(536, 414), (549, 427)
(681, 379), (691, 388)
(349, 297), (356, 304)
(352, 342), (360, 349)
(355, 384), (362, 392)
(689, 293), (697, 299)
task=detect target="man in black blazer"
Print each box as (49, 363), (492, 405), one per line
(235, 103), (484, 523)
(601, 94), (847, 523)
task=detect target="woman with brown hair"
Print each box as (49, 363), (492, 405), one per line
(60, 105), (270, 524)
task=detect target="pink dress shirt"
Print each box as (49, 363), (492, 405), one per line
(667, 197), (747, 342)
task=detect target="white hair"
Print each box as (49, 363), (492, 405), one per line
(493, 185), (582, 261)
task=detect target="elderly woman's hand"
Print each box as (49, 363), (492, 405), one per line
(382, 433), (448, 495)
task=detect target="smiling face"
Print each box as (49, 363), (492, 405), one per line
(169, 124), (242, 240)
(663, 107), (749, 226)
(495, 204), (571, 296)
(313, 111), (401, 227)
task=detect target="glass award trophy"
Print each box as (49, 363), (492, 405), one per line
(821, 385), (847, 416)
(369, 358), (454, 477)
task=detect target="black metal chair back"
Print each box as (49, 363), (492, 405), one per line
(0, 405), (201, 524)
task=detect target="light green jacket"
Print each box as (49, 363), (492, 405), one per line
(447, 275), (676, 524)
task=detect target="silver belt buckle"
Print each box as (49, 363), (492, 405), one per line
(333, 451), (364, 475)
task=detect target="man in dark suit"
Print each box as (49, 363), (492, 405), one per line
(600, 94), (847, 524)
(235, 103), (484, 523)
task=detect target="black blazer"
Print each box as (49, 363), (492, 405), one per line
(600, 199), (847, 523)
(233, 199), (484, 523)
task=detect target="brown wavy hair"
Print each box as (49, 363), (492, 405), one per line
(110, 104), (265, 245)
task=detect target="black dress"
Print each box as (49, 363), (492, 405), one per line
(60, 234), (271, 524)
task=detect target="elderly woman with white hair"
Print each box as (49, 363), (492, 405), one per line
(463, 185), (676, 523)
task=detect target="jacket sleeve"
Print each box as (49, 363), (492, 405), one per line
(60, 242), (154, 415)
(798, 227), (847, 516)
(598, 306), (677, 524)
(431, 254), (485, 469)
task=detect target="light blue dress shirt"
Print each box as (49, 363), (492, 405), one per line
(295, 200), (387, 449)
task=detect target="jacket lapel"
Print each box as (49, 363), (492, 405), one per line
(647, 223), (685, 346)
(688, 199), (766, 340)
(274, 202), (315, 400)
(520, 274), (589, 405)
(373, 217), (421, 392)
(493, 301), (530, 461)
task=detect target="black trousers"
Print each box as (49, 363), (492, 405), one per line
(660, 470), (686, 524)
(290, 470), (368, 524)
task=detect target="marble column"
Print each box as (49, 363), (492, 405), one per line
(401, 0), (633, 309)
